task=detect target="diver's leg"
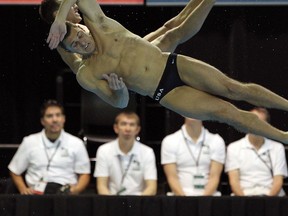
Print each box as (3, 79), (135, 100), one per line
(160, 86), (288, 143)
(176, 55), (288, 111)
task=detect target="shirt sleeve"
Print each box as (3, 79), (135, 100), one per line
(94, 145), (109, 177)
(74, 140), (91, 174)
(225, 143), (240, 173)
(8, 138), (30, 175)
(272, 144), (288, 177)
(161, 135), (178, 165)
(143, 148), (157, 180)
(210, 135), (226, 164)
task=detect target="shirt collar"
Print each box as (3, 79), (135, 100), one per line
(41, 129), (64, 148)
(242, 134), (272, 153)
(181, 124), (205, 145)
(113, 138), (139, 157)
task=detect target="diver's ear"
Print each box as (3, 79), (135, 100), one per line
(76, 24), (90, 33)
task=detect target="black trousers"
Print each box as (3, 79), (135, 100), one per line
(4, 178), (64, 195)
(44, 182), (63, 194)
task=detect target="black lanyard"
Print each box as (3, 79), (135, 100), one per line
(251, 148), (273, 176)
(181, 128), (206, 168)
(42, 136), (61, 171)
(118, 154), (134, 185)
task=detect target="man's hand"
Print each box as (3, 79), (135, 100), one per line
(69, 185), (80, 195)
(47, 21), (67, 50)
(101, 73), (129, 108)
(20, 187), (34, 195)
(102, 73), (126, 90)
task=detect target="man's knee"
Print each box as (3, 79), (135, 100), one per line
(223, 79), (247, 100)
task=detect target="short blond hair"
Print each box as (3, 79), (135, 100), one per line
(114, 111), (140, 126)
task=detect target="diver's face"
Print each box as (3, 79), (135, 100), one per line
(64, 25), (96, 55)
(66, 4), (82, 24)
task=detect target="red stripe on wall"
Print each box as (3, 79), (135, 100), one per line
(0, 0), (143, 4)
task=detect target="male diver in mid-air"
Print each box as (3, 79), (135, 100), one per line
(46, 0), (288, 144)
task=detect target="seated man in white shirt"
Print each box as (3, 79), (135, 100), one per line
(8, 100), (91, 195)
(161, 117), (225, 196)
(94, 111), (157, 195)
(225, 107), (288, 196)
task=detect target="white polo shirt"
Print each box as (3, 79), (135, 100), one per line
(94, 139), (157, 195)
(161, 125), (225, 196)
(225, 135), (287, 196)
(8, 129), (91, 187)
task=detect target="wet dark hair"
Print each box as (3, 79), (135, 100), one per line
(59, 22), (73, 51)
(39, 0), (61, 24)
(40, 99), (65, 118)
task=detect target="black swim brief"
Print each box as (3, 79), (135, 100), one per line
(153, 53), (185, 102)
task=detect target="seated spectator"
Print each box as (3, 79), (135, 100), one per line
(161, 117), (225, 196)
(225, 107), (287, 196)
(8, 100), (91, 195)
(94, 111), (157, 195)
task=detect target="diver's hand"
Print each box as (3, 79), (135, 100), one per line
(102, 73), (126, 90)
(47, 21), (67, 50)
